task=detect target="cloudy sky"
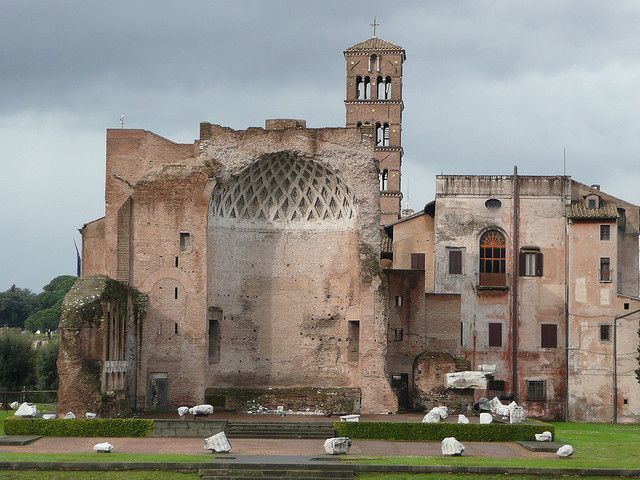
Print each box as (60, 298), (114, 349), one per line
(1, 0), (639, 291)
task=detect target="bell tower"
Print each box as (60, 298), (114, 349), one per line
(344, 31), (406, 225)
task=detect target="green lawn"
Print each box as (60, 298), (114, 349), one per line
(356, 476), (637, 480)
(0, 452), (214, 463)
(347, 422), (640, 470)
(0, 472), (197, 480)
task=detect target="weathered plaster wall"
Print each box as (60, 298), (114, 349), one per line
(434, 175), (568, 419)
(392, 213), (435, 291)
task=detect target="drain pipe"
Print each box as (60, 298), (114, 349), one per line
(511, 166), (520, 401)
(613, 307), (640, 423)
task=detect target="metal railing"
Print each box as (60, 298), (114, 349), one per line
(2, 387), (57, 408)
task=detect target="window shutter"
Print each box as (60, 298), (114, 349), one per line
(541, 324), (557, 348)
(535, 252), (544, 277)
(488, 323), (502, 347)
(411, 253), (425, 270)
(449, 250), (462, 274)
(519, 252), (526, 276)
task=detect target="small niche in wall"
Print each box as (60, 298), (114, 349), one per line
(174, 287), (178, 299)
(175, 256), (179, 268)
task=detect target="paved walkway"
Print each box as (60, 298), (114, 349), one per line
(0, 437), (548, 458)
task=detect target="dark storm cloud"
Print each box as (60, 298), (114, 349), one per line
(1, 0), (639, 290)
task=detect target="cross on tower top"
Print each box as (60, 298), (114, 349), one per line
(370, 17), (380, 37)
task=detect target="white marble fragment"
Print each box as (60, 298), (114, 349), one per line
(324, 437), (352, 455)
(85, 412), (97, 419)
(422, 406), (447, 423)
(93, 442), (113, 453)
(557, 444), (574, 457)
(496, 404), (510, 417)
(479, 412), (493, 424)
(177, 406), (190, 417)
(489, 396), (502, 413)
(535, 431), (553, 442)
(339, 414), (360, 422)
(445, 371), (488, 389)
(189, 404), (214, 416)
(9, 401), (20, 409)
(14, 403), (40, 418)
(63, 412), (76, 419)
(204, 432), (231, 453)
(478, 364), (496, 372)
(441, 437), (465, 456)
(509, 406), (525, 424)
(457, 414), (469, 424)
(42, 413), (57, 420)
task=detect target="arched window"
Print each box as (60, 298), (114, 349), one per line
(383, 123), (390, 146)
(384, 76), (392, 99)
(380, 169), (388, 191)
(479, 230), (507, 287)
(364, 76), (371, 99)
(375, 122), (383, 146)
(356, 76), (364, 99)
(376, 76), (383, 99)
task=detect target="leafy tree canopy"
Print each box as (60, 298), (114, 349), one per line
(0, 286), (38, 328)
(0, 331), (36, 389)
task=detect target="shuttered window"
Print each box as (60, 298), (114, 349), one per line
(449, 250), (462, 274)
(600, 258), (611, 282)
(411, 253), (425, 270)
(600, 225), (610, 241)
(519, 249), (543, 277)
(541, 323), (557, 348)
(488, 322), (502, 347)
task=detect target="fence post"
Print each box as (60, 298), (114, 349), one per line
(3, 387), (7, 410)
(21, 386), (26, 403)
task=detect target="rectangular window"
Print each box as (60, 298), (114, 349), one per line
(179, 232), (191, 252)
(488, 322), (502, 347)
(395, 296), (404, 307)
(600, 324), (611, 341)
(541, 324), (558, 348)
(588, 198), (597, 209)
(394, 328), (404, 341)
(488, 380), (506, 392)
(519, 250), (543, 277)
(174, 287), (178, 299)
(600, 258), (611, 282)
(411, 253), (425, 270)
(208, 308), (222, 363)
(527, 380), (546, 402)
(449, 250), (462, 274)
(348, 321), (360, 361)
(175, 256), (179, 267)
(600, 225), (610, 241)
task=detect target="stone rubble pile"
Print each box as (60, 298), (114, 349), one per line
(324, 437), (352, 455)
(441, 437), (465, 456)
(204, 432), (232, 453)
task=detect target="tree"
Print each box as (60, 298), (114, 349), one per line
(0, 331), (35, 389)
(23, 275), (77, 332)
(0, 285), (38, 328)
(35, 339), (59, 390)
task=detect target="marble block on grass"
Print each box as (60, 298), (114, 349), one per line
(458, 414), (469, 424)
(422, 406), (447, 423)
(14, 403), (40, 418)
(204, 432), (231, 453)
(86, 412), (97, 419)
(42, 414), (57, 420)
(557, 444), (574, 457)
(324, 437), (352, 455)
(10, 402), (20, 410)
(63, 412), (76, 419)
(535, 431), (553, 442)
(94, 442), (113, 453)
(441, 437), (465, 456)
(509, 406), (525, 424)
(479, 412), (493, 424)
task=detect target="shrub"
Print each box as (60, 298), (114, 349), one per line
(334, 421), (554, 442)
(4, 417), (154, 437)
(0, 331), (35, 389)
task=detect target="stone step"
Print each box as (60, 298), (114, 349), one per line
(199, 466), (353, 480)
